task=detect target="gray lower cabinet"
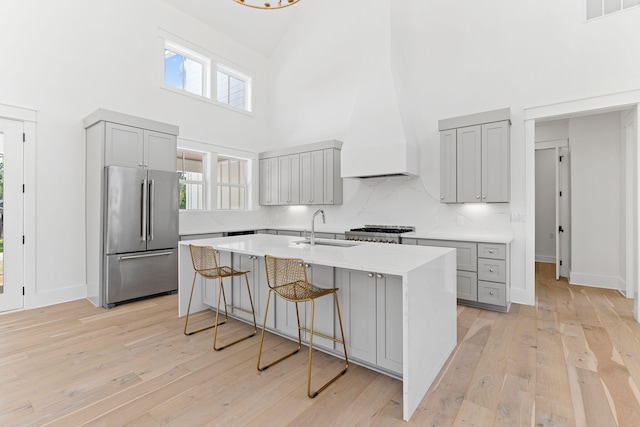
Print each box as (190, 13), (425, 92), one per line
(337, 268), (403, 376)
(403, 238), (510, 312)
(274, 263), (335, 350)
(231, 253), (274, 328)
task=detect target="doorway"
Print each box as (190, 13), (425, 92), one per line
(535, 139), (570, 280)
(0, 118), (24, 312)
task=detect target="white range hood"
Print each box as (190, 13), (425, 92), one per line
(341, 0), (419, 179)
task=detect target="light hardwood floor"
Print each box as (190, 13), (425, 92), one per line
(2, 263), (640, 426)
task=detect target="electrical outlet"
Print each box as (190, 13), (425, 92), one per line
(456, 215), (464, 226)
(510, 213), (526, 223)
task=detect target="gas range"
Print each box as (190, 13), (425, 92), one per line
(344, 225), (415, 244)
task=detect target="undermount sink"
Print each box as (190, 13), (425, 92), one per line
(294, 238), (360, 248)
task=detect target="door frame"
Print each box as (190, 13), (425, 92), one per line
(525, 90), (640, 321)
(0, 103), (35, 313)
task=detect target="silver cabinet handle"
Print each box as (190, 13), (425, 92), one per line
(141, 178), (148, 241)
(482, 195), (486, 199)
(377, 274), (383, 279)
(488, 249), (494, 253)
(489, 268), (494, 272)
(305, 263), (310, 268)
(440, 196), (444, 200)
(149, 179), (155, 241)
(120, 251), (173, 260)
(476, 195), (480, 199)
(367, 273), (374, 278)
(489, 291), (494, 296)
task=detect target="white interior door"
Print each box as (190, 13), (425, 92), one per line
(0, 118), (24, 312)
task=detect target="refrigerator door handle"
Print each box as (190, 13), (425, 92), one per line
(119, 251), (174, 261)
(141, 178), (148, 241)
(149, 179), (155, 241)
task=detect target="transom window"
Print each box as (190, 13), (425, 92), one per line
(217, 66), (251, 111)
(164, 41), (210, 97)
(177, 150), (205, 210)
(217, 157), (247, 210)
(586, 0), (640, 19)
(162, 40), (253, 113)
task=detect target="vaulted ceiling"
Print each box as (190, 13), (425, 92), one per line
(161, 0), (299, 57)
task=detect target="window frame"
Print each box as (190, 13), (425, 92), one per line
(164, 40), (211, 98)
(216, 156), (249, 211)
(586, 0), (640, 20)
(216, 64), (253, 113)
(177, 149), (206, 211)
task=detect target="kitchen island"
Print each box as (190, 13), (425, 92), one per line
(178, 234), (456, 421)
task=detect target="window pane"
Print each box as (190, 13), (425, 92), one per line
(239, 187), (246, 210)
(220, 186), (230, 210)
(230, 187), (240, 209)
(624, 0), (640, 8)
(604, 0), (621, 14)
(164, 49), (184, 89)
(184, 183), (203, 209)
(229, 76), (245, 109)
(229, 159), (240, 184)
(184, 57), (203, 96)
(217, 71), (229, 104)
(219, 160), (229, 184)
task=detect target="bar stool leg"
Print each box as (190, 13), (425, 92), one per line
(213, 273), (257, 351)
(184, 272), (225, 335)
(257, 290), (302, 371)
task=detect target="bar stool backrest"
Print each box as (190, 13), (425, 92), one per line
(189, 245), (221, 275)
(264, 255), (311, 301)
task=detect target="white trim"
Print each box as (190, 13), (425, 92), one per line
(535, 139), (569, 150)
(525, 89), (640, 319)
(0, 103), (36, 122)
(535, 255), (556, 263)
(569, 272), (622, 290)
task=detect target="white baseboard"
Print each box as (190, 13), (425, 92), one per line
(25, 284), (87, 310)
(535, 255), (555, 263)
(569, 272), (622, 291)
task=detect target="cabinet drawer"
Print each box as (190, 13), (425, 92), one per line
(477, 258), (506, 283)
(478, 281), (506, 306)
(418, 240), (477, 272)
(478, 243), (505, 260)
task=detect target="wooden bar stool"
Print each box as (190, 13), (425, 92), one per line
(257, 254), (349, 398)
(184, 244), (257, 351)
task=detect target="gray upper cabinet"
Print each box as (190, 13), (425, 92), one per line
(438, 108), (511, 204)
(457, 125), (483, 203)
(278, 154), (300, 205)
(439, 129), (457, 203)
(105, 122), (176, 172)
(259, 157), (279, 206)
(259, 140), (343, 206)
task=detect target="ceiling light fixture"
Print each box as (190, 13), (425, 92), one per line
(233, 0), (301, 9)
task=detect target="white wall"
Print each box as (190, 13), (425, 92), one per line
(266, 0), (640, 305)
(570, 112), (623, 289)
(0, 0), (271, 308)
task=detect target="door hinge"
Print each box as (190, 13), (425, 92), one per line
(23, 287), (25, 296)
(23, 132), (25, 142)
(558, 226), (564, 233)
(23, 184), (25, 193)
(559, 155), (563, 162)
(560, 260), (563, 266)
(559, 191), (562, 197)
(23, 235), (25, 244)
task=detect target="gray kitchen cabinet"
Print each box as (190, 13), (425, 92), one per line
(405, 238), (510, 312)
(274, 263), (335, 350)
(481, 121), (510, 203)
(105, 122), (176, 172)
(338, 268), (402, 376)
(259, 157), (279, 206)
(278, 154), (300, 205)
(231, 253), (274, 328)
(300, 150), (324, 205)
(277, 230), (302, 237)
(457, 125), (483, 203)
(440, 129), (457, 203)
(438, 108), (511, 204)
(259, 141), (343, 206)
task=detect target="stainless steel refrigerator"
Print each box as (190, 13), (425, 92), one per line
(103, 166), (178, 308)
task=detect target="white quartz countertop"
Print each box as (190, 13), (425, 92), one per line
(180, 234), (454, 277)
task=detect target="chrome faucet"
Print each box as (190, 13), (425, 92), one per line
(310, 209), (325, 246)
